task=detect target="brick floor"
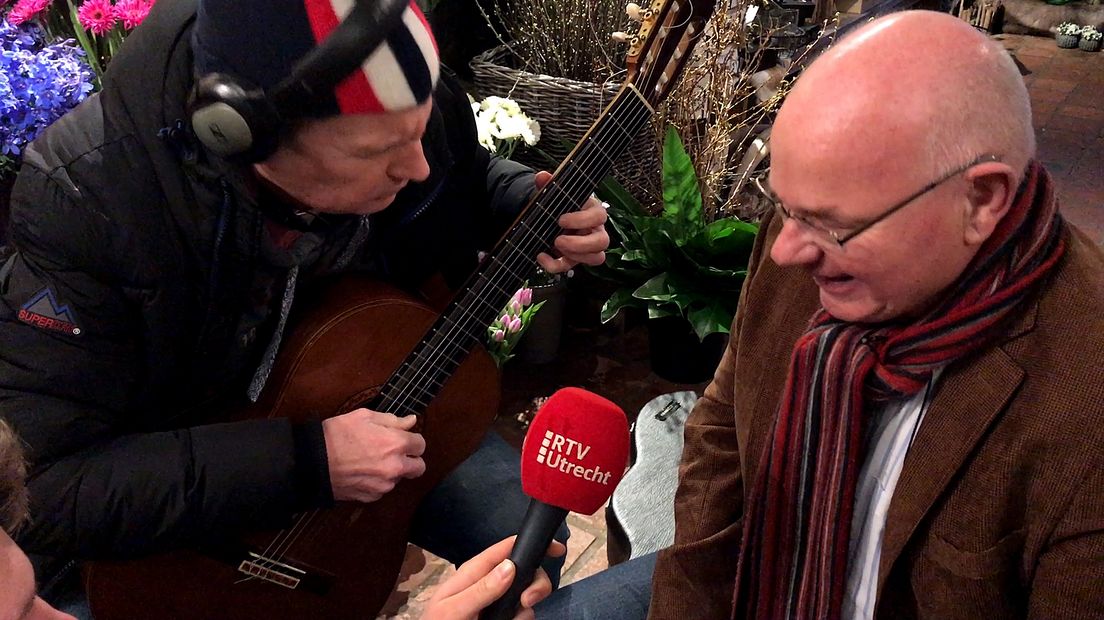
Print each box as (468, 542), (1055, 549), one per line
(1000, 33), (1104, 244)
(376, 32), (1104, 618)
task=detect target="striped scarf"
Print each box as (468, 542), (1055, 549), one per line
(732, 161), (1067, 619)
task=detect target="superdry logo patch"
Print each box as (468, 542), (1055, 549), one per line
(18, 287), (82, 336)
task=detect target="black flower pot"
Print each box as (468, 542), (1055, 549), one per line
(515, 278), (568, 364)
(647, 316), (727, 384)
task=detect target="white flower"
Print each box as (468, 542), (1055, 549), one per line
(1056, 22), (1081, 36)
(468, 95), (541, 155)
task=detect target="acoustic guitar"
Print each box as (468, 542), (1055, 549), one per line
(85, 0), (715, 616)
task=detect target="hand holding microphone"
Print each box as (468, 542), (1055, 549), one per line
(423, 537), (566, 620)
(480, 387), (630, 620)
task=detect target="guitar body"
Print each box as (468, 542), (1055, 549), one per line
(85, 277), (501, 619)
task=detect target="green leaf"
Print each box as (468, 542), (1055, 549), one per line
(600, 289), (644, 323)
(660, 126), (703, 232)
(67, 0), (103, 80)
(632, 272), (674, 300)
(597, 175), (647, 217)
(687, 304), (735, 341)
(647, 303), (680, 320)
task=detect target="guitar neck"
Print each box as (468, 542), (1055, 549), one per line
(372, 85), (654, 416)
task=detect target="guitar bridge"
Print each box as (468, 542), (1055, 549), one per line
(238, 553), (307, 589)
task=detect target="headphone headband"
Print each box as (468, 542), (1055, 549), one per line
(188, 0), (414, 162)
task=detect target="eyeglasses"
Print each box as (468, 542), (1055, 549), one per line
(753, 154), (1000, 248)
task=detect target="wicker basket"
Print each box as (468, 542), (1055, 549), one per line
(470, 44), (660, 203)
(1056, 33), (1080, 48)
(1080, 37), (1102, 52)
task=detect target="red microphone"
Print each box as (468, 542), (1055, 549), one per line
(481, 387), (629, 620)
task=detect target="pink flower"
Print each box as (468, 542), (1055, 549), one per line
(516, 288), (533, 306)
(6, 0), (51, 26)
(509, 300), (522, 315)
(507, 317), (522, 333)
(492, 329), (506, 343)
(77, 0), (117, 35)
(114, 0), (153, 30)
(500, 314), (511, 326)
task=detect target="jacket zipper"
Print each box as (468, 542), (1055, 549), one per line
(397, 172), (448, 227)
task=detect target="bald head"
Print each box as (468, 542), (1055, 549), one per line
(776, 11), (1033, 184)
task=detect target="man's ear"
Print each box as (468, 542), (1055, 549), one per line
(963, 163), (1017, 246)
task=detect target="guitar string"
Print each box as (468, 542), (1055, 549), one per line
(359, 94), (652, 457)
(379, 92), (651, 417)
(374, 91), (646, 422)
(259, 99), (653, 576)
(252, 90), (654, 574)
(378, 93), (649, 413)
(258, 94), (652, 572)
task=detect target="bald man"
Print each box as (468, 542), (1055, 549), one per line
(649, 10), (1104, 620)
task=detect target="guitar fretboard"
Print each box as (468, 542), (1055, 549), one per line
(371, 85), (654, 416)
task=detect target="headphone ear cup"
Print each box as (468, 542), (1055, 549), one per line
(187, 73), (281, 162)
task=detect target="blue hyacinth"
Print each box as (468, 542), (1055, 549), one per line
(1, 19), (95, 177)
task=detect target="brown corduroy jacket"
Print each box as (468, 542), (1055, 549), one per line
(649, 210), (1104, 619)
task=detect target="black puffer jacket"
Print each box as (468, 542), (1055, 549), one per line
(0, 0), (534, 558)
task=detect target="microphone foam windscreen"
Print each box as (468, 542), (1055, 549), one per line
(520, 387), (629, 514)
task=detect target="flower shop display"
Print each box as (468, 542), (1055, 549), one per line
(5, 0), (154, 82)
(485, 285), (547, 367)
(0, 19), (94, 179)
(594, 125), (759, 383)
(1, 0), (155, 185)
(469, 94), (541, 159)
(1056, 21), (1081, 47)
(469, 0), (658, 198)
(1079, 25), (1102, 51)
(469, 94), (568, 365)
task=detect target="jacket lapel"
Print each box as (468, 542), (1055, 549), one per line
(875, 303), (1037, 593)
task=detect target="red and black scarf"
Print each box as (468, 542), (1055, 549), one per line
(732, 161), (1067, 619)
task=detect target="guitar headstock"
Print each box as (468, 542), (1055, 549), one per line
(615, 0), (716, 106)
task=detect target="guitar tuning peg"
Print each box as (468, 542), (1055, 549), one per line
(611, 31), (631, 43)
(626, 2), (642, 21)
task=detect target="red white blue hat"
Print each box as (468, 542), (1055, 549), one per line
(193, 0), (440, 116)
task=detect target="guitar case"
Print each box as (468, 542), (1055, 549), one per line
(606, 390), (698, 565)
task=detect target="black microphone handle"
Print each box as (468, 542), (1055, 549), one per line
(480, 499), (569, 620)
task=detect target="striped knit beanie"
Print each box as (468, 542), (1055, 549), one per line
(192, 0), (439, 116)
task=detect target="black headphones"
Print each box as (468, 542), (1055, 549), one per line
(187, 0), (409, 163)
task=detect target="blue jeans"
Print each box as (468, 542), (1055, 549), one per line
(41, 430), (568, 614)
(535, 552), (657, 619)
(410, 430), (570, 588)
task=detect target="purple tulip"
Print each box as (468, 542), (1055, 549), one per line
(517, 288), (533, 306)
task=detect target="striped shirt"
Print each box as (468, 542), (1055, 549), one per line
(843, 370), (942, 620)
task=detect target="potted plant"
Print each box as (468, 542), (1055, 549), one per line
(1056, 22), (1081, 48)
(1079, 26), (1102, 52)
(512, 268), (570, 364)
(593, 126), (759, 384)
(485, 285), (547, 367)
